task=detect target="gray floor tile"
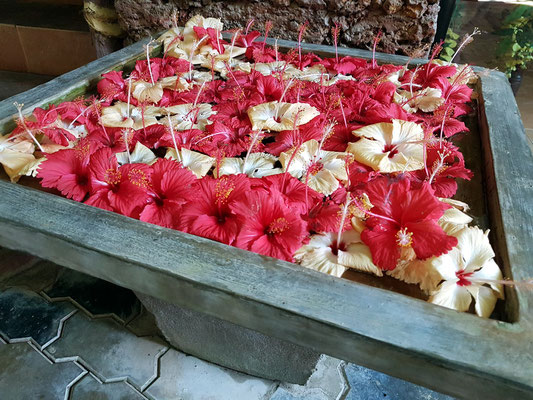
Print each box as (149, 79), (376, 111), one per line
(145, 349), (277, 400)
(45, 268), (141, 323)
(0, 341), (84, 400)
(0, 288), (76, 346)
(70, 373), (147, 400)
(343, 364), (453, 400)
(270, 356), (348, 400)
(45, 312), (167, 391)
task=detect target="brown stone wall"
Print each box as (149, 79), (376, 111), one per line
(115, 0), (440, 58)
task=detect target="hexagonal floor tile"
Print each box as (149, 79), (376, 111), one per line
(0, 288), (76, 346)
(343, 364), (454, 400)
(44, 312), (167, 391)
(0, 341), (84, 400)
(145, 349), (277, 400)
(70, 373), (146, 400)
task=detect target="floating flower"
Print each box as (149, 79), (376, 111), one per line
(165, 147), (215, 178)
(163, 103), (215, 131)
(131, 80), (164, 104)
(0, 135), (36, 182)
(247, 102), (320, 131)
(347, 119), (425, 173)
(394, 87), (445, 113)
(279, 139), (348, 196)
(295, 230), (382, 277)
(116, 142), (156, 165)
(231, 189), (308, 262)
(179, 174), (250, 245)
(100, 102), (159, 130)
(361, 178), (458, 270)
(215, 153), (281, 178)
(429, 227), (504, 317)
(139, 158), (196, 229)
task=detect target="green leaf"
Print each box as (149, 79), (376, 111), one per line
(512, 43), (522, 52)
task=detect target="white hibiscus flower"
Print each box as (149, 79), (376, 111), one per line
(347, 119), (425, 173)
(429, 226), (504, 317)
(295, 230), (382, 278)
(279, 139), (348, 196)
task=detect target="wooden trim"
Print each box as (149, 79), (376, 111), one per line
(0, 37), (531, 399)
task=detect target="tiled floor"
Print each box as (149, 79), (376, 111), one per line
(0, 250), (453, 400)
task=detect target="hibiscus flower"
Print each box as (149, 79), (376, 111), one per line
(279, 139), (348, 196)
(37, 140), (95, 201)
(361, 178), (458, 270)
(179, 174), (250, 245)
(347, 119), (425, 173)
(86, 147), (151, 216)
(295, 229), (382, 277)
(0, 134), (36, 182)
(247, 102), (320, 131)
(139, 158), (196, 229)
(231, 189), (307, 262)
(429, 226), (504, 317)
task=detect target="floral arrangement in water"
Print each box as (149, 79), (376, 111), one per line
(0, 16), (508, 318)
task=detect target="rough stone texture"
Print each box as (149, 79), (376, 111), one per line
(136, 292), (322, 385)
(145, 348), (277, 400)
(115, 0), (439, 57)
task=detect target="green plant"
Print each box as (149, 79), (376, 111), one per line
(439, 28), (460, 62)
(496, 5), (533, 76)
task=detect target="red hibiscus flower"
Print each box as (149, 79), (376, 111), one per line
(37, 139), (96, 201)
(361, 178), (457, 270)
(231, 189), (308, 262)
(252, 173), (323, 215)
(85, 147), (151, 216)
(139, 158), (197, 229)
(29, 106), (77, 146)
(406, 140), (472, 198)
(179, 174), (251, 245)
(97, 71), (128, 103)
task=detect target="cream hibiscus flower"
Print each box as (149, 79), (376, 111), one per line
(438, 198), (472, 235)
(131, 80), (164, 104)
(429, 226), (504, 317)
(183, 15), (224, 37)
(116, 142), (156, 165)
(254, 62), (292, 77)
(214, 153), (282, 178)
(247, 102), (320, 132)
(394, 87), (445, 113)
(165, 147), (215, 178)
(0, 134), (36, 182)
(100, 102), (160, 130)
(279, 139), (348, 196)
(295, 230), (382, 278)
(162, 103), (215, 131)
(347, 119), (425, 173)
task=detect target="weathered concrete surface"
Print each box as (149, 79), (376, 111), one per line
(115, 0), (440, 57)
(136, 292), (322, 384)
